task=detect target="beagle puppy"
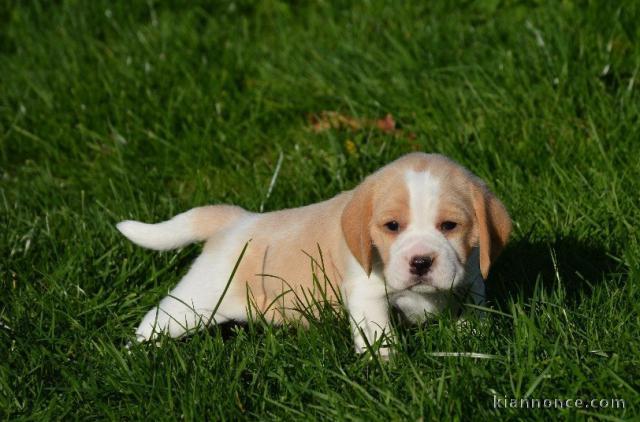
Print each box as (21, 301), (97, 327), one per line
(117, 153), (511, 355)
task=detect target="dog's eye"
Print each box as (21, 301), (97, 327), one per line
(384, 220), (400, 232)
(440, 221), (457, 232)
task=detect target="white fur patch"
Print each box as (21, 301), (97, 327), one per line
(405, 170), (441, 231)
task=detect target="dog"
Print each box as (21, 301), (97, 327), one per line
(117, 152), (511, 355)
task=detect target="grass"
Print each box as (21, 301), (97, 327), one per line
(1, 0), (639, 419)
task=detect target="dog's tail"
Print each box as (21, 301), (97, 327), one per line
(116, 205), (246, 250)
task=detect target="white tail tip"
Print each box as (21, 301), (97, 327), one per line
(116, 219), (192, 250)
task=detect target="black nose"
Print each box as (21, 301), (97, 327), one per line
(410, 255), (433, 276)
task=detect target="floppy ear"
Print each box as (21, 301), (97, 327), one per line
(472, 184), (512, 279)
(341, 180), (375, 275)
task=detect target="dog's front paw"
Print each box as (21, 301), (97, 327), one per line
(354, 332), (395, 361)
(356, 343), (394, 361)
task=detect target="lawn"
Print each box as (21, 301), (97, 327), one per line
(1, 0), (639, 420)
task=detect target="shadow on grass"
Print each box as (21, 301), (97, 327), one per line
(487, 237), (621, 308)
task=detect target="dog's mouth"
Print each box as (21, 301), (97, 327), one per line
(404, 264), (463, 293)
(408, 282), (440, 294)
(405, 271), (461, 293)
(405, 276), (440, 293)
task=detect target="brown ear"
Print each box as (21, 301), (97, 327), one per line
(341, 180), (375, 275)
(473, 184), (512, 279)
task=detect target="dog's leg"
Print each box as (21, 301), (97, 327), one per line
(135, 249), (246, 342)
(345, 277), (394, 358)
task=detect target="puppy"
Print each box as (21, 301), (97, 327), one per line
(117, 153), (511, 355)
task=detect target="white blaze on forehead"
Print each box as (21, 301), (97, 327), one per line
(405, 170), (441, 231)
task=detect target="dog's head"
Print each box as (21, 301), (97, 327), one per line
(341, 153), (511, 292)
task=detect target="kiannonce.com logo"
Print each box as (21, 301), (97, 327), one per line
(493, 396), (625, 410)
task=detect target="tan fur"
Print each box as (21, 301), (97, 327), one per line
(341, 167), (411, 274)
(472, 185), (512, 278)
(341, 183), (375, 275)
(192, 205), (246, 239)
(366, 172), (410, 269)
(229, 193), (352, 323)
